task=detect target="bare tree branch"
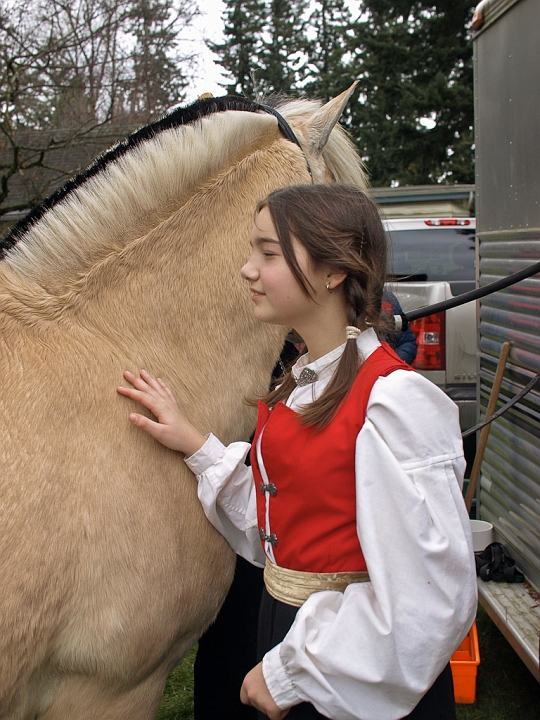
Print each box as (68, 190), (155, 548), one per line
(0, 0), (199, 229)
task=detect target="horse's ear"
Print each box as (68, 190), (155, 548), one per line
(306, 81), (359, 155)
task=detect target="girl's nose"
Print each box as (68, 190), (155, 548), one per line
(240, 255), (258, 281)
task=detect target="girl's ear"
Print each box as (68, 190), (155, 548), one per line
(327, 272), (347, 292)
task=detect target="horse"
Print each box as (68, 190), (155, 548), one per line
(0, 86), (367, 719)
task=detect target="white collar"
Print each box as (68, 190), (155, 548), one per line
(291, 328), (380, 385)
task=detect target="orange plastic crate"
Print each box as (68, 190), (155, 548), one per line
(450, 621), (480, 703)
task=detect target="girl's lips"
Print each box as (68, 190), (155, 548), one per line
(250, 288), (265, 300)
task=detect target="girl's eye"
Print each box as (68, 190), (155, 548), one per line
(263, 251), (276, 257)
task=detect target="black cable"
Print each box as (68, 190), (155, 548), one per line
(462, 371), (540, 438)
(405, 259), (540, 322)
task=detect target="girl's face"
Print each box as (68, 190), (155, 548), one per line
(240, 207), (328, 329)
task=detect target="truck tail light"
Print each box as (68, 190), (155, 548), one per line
(409, 311), (446, 370)
(424, 219), (471, 226)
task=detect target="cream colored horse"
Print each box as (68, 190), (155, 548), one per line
(0, 87), (367, 719)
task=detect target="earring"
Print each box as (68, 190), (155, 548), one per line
(326, 281), (333, 293)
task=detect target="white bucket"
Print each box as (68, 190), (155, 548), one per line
(470, 519), (493, 552)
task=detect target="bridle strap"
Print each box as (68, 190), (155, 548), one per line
(258, 103), (314, 182)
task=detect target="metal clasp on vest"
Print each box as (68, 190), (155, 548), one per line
(259, 482), (277, 496)
(259, 528), (278, 547)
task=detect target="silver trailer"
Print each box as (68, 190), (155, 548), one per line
(473, 0), (540, 681)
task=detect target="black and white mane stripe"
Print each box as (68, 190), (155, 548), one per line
(1, 96), (277, 255)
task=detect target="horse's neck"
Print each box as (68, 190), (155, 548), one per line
(1, 112), (279, 296)
(64, 139), (305, 368)
(71, 191), (288, 444)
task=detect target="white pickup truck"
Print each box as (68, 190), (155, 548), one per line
(384, 217), (477, 432)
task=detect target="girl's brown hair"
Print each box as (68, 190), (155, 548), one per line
(253, 183), (390, 429)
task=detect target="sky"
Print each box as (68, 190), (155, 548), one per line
(186, 0), (228, 102)
(185, 0), (363, 102)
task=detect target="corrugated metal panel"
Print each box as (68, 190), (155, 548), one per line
(478, 233), (540, 591)
(474, 0), (540, 232)
(475, 0), (540, 594)
(474, 0), (540, 676)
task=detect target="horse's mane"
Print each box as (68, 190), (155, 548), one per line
(1, 96), (264, 255)
(0, 94), (366, 288)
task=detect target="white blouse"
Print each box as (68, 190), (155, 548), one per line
(185, 329), (477, 720)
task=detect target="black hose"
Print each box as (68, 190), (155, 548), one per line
(462, 371), (540, 438)
(393, 257), (540, 435)
(405, 259), (540, 322)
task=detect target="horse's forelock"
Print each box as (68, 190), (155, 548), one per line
(264, 95), (368, 189)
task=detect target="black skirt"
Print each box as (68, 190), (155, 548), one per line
(257, 588), (456, 720)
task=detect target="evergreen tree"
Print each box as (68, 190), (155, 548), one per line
(126, 0), (196, 120)
(257, 0), (308, 95)
(349, 0), (476, 186)
(303, 0), (352, 101)
(208, 0), (266, 97)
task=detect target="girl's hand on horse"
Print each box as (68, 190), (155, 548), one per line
(240, 662), (290, 719)
(117, 370), (206, 456)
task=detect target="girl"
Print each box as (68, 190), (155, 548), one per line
(117, 184), (477, 720)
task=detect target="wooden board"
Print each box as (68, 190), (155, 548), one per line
(478, 578), (540, 682)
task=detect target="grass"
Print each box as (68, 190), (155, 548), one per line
(456, 606), (540, 720)
(157, 645), (196, 720)
(158, 606), (540, 720)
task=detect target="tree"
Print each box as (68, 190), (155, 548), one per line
(1, 0), (128, 217)
(210, 0), (309, 99)
(0, 0), (197, 221)
(257, 0), (308, 96)
(303, 0), (353, 101)
(126, 0), (197, 121)
(208, 1), (477, 186)
(208, 0), (266, 98)
(348, 0), (476, 186)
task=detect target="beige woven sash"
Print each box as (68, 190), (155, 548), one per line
(264, 561), (370, 608)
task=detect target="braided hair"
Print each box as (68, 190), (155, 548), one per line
(252, 183), (390, 429)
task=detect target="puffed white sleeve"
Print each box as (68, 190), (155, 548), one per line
(184, 434), (265, 567)
(262, 370), (478, 720)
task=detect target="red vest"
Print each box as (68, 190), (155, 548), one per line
(251, 344), (412, 573)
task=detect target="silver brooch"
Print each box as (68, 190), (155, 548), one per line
(296, 367), (318, 386)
